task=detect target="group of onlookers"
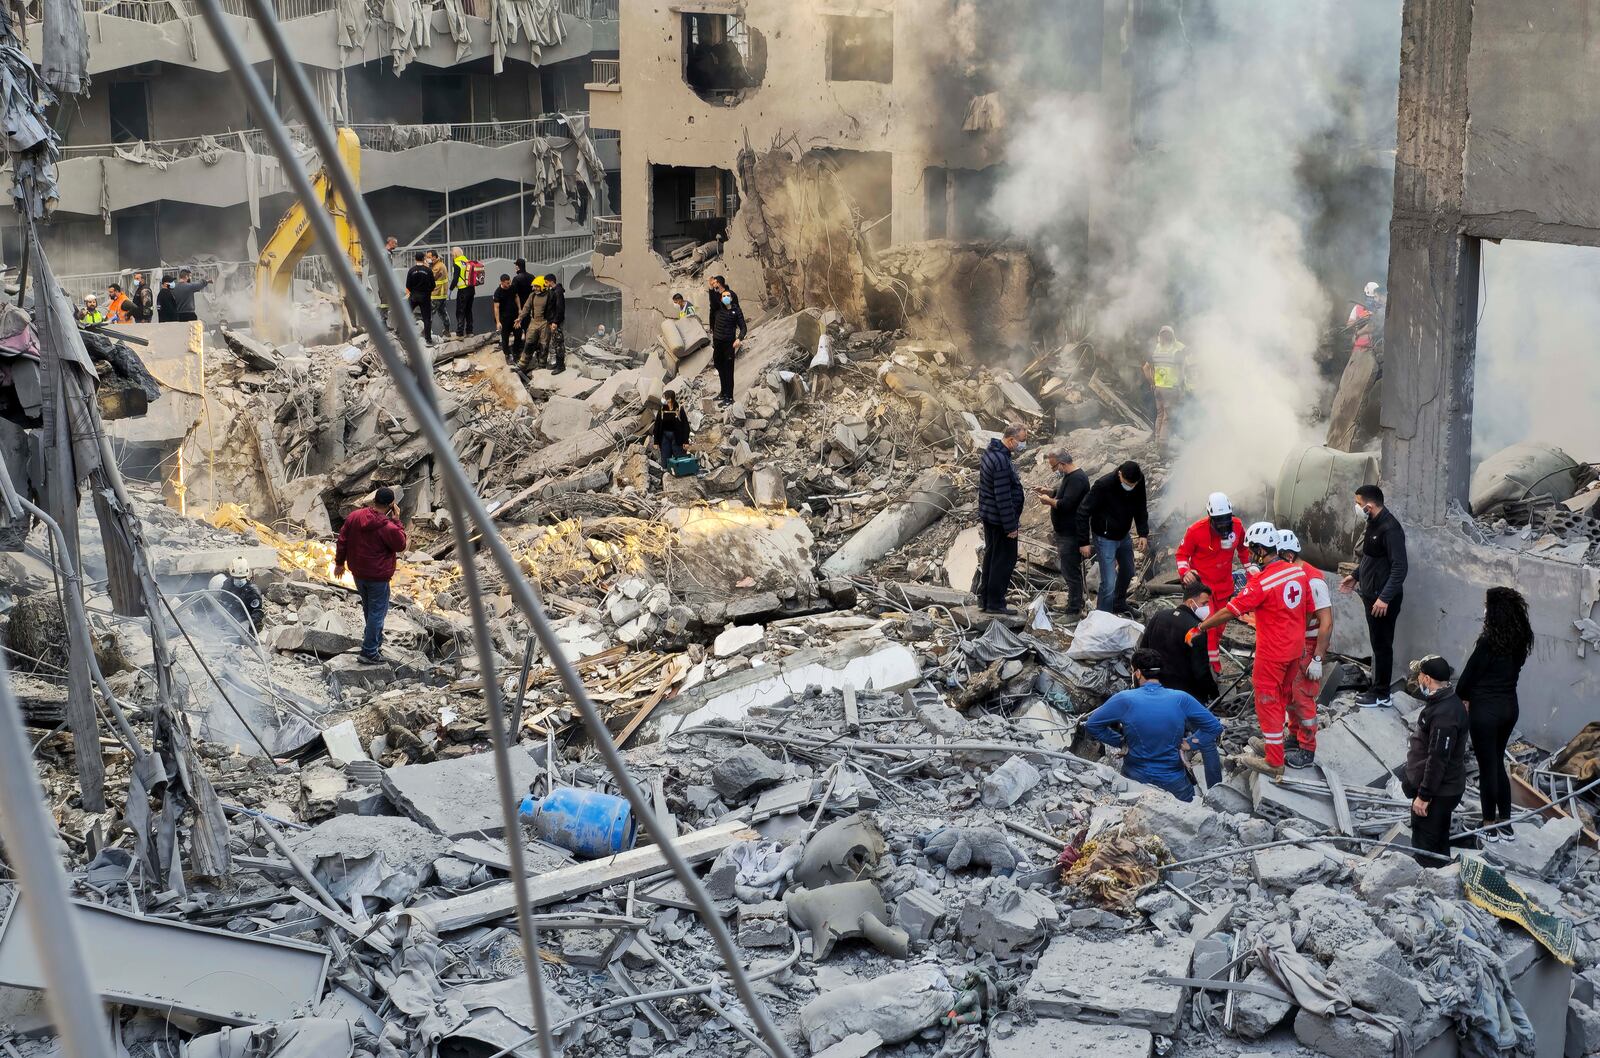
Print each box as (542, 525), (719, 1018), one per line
(74, 270), (211, 326)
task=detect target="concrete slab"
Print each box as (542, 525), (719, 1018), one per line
(1338, 705), (1412, 776)
(151, 545), (279, 577)
(0, 899), (327, 1025)
(1251, 774), (1338, 829)
(381, 746), (545, 838)
(1022, 932), (1195, 1035)
(989, 1019), (1151, 1058)
(1314, 720), (1393, 788)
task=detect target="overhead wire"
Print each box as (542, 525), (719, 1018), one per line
(186, 2), (795, 1052)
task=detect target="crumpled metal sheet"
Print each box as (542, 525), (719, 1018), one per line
(1, 39), (61, 217)
(39, 0), (89, 97)
(488, 0), (565, 74)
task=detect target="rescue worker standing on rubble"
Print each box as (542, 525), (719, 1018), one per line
(516, 275), (552, 372)
(491, 275), (519, 359)
(1077, 460), (1149, 616)
(335, 486), (408, 666)
(105, 284), (133, 324)
(1403, 655), (1469, 865)
(542, 274), (567, 374)
(405, 252), (435, 344)
(977, 424), (1028, 615)
(1186, 521), (1312, 779)
(1458, 587), (1534, 843)
(1036, 450), (1090, 616)
(208, 557), (265, 639)
(1175, 492), (1250, 672)
(1084, 648), (1223, 802)
(1139, 581), (1218, 704)
(707, 277), (746, 405)
(1340, 484), (1408, 708)
(1348, 281), (1386, 358)
(450, 246), (475, 338)
(1276, 528), (1333, 768)
(428, 251), (450, 339)
(510, 258), (534, 355)
(79, 294), (105, 325)
(1143, 325), (1186, 446)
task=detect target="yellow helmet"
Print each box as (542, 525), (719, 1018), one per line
(533, 276), (548, 290)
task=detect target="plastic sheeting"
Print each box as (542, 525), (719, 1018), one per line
(1, 36), (61, 218)
(39, 0), (89, 97)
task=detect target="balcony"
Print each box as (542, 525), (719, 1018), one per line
(586, 58), (620, 92)
(46, 119), (606, 217)
(593, 216), (621, 255)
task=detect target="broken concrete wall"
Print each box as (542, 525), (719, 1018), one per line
(867, 240), (1040, 355)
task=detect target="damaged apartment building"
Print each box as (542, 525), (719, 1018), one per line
(7, 2), (1600, 1058)
(7, 0), (623, 334)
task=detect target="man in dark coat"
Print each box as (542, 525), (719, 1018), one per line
(1138, 581), (1218, 703)
(977, 424), (1027, 615)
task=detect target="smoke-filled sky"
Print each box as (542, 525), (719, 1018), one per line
(983, 0), (1403, 518)
(1474, 240), (1600, 464)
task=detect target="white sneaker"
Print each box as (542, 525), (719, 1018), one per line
(1358, 696), (1392, 709)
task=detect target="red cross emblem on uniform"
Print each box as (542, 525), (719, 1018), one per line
(1282, 581), (1303, 608)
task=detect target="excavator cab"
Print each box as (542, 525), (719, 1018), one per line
(253, 127), (364, 343)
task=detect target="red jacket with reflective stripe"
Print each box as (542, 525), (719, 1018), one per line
(336, 506), (408, 582)
(1174, 516), (1248, 600)
(1226, 559), (1312, 663)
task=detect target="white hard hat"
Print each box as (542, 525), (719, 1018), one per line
(1205, 492), (1232, 517)
(83, 294), (96, 302)
(1363, 281), (1381, 298)
(1275, 529), (1302, 554)
(227, 556), (251, 579)
(1244, 521), (1279, 549)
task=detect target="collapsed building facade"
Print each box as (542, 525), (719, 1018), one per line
(3, 2), (1600, 1058)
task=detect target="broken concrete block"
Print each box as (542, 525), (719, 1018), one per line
(1293, 1009), (1400, 1058)
(1252, 845), (1339, 890)
(750, 467), (786, 507)
(798, 967), (953, 1052)
(538, 395), (593, 442)
(913, 694), (967, 739)
(724, 591), (783, 622)
(980, 755), (1042, 808)
(324, 653), (395, 697)
(334, 786), (390, 817)
(1354, 851), (1424, 898)
(958, 876), (1060, 956)
(1231, 969), (1294, 1039)
(809, 1032), (884, 1058)
(1126, 790), (1227, 860)
(713, 623), (765, 658)
(989, 1020), (1152, 1058)
(894, 889), (946, 944)
(433, 856), (478, 890)
(735, 900), (789, 948)
(380, 748), (545, 838)
(1489, 815), (1583, 879)
(1023, 931), (1196, 1035)
(1328, 950), (1424, 1023)
(819, 577), (858, 608)
(270, 623), (362, 658)
(710, 745), (786, 803)
(284, 814), (453, 904)
(1288, 885), (1387, 962)
(1567, 997), (1600, 1058)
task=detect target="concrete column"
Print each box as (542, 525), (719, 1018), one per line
(1378, 0), (1477, 528)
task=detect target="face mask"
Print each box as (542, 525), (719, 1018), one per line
(1209, 517), (1231, 536)
(721, 295), (733, 307)
(1355, 503), (1369, 518)
(133, 279), (141, 286)
(1121, 481), (1136, 492)
(1013, 441), (1028, 453)
(1194, 604), (1211, 620)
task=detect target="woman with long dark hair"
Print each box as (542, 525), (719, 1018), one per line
(1458, 587), (1534, 841)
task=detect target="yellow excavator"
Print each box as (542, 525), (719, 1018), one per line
(253, 127), (364, 343)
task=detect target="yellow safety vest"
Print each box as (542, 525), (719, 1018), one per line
(453, 255), (469, 290)
(82, 309), (105, 324)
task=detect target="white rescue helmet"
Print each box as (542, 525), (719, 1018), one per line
(1205, 492), (1232, 517)
(1244, 521), (1279, 549)
(1364, 281), (1381, 298)
(1275, 529), (1302, 555)
(228, 557), (251, 579)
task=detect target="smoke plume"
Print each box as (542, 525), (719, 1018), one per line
(1474, 240), (1600, 464)
(985, 0), (1402, 520)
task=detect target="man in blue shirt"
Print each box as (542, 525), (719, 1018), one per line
(1084, 648), (1224, 802)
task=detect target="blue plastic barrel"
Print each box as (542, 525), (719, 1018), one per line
(519, 788), (637, 858)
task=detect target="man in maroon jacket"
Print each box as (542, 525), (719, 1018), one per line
(334, 486), (408, 664)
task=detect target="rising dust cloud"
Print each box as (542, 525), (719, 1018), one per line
(985, 0), (1403, 520)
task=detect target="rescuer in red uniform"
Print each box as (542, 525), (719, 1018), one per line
(1275, 528), (1334, 769)
(1186, 521), (1312, 780)
(1174, 492), (1250, 673)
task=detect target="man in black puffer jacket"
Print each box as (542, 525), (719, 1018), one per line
(708, 278), (747, 405)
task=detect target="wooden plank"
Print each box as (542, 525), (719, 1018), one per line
(841, 681), (859, 735)
(414, 821), (752, 932)
(613, 670), (677, 750)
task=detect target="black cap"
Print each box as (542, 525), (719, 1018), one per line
(1419, 655), (1453, 681)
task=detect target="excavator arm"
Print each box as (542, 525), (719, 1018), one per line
(253, 127), (363, 341)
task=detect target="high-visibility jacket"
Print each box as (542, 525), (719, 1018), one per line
(1174, 516), (1248, 601)
(430, 259), (448, 300)
(106, 293), (133, 323)
(81, 309), (106, 325)
(1150, 339), (1186, 390)
(453, 255), (470, 290)
(1225, 559), (1312, 664)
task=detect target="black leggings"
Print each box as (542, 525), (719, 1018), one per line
(1469, 697), (1517, 822)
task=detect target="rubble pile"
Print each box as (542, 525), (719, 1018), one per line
(4, 305), (1599, 1058)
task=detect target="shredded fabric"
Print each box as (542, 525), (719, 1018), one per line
(1254, 923), (1412, 1057)
(488, 0), (565, 73)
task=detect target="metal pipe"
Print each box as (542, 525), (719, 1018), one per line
(0, 651), (116, 1058)
(185, 4), (793, 1052)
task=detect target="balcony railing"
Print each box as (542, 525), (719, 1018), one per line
(54, 261), (245, 298)
(59, 116), (591, 161)
(298, 232), (597, 282)
(588, 59), (620, 88)
(559, 0), (617, 18)
(68, 0), (336, 24)
(594, 215), (621, 254)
